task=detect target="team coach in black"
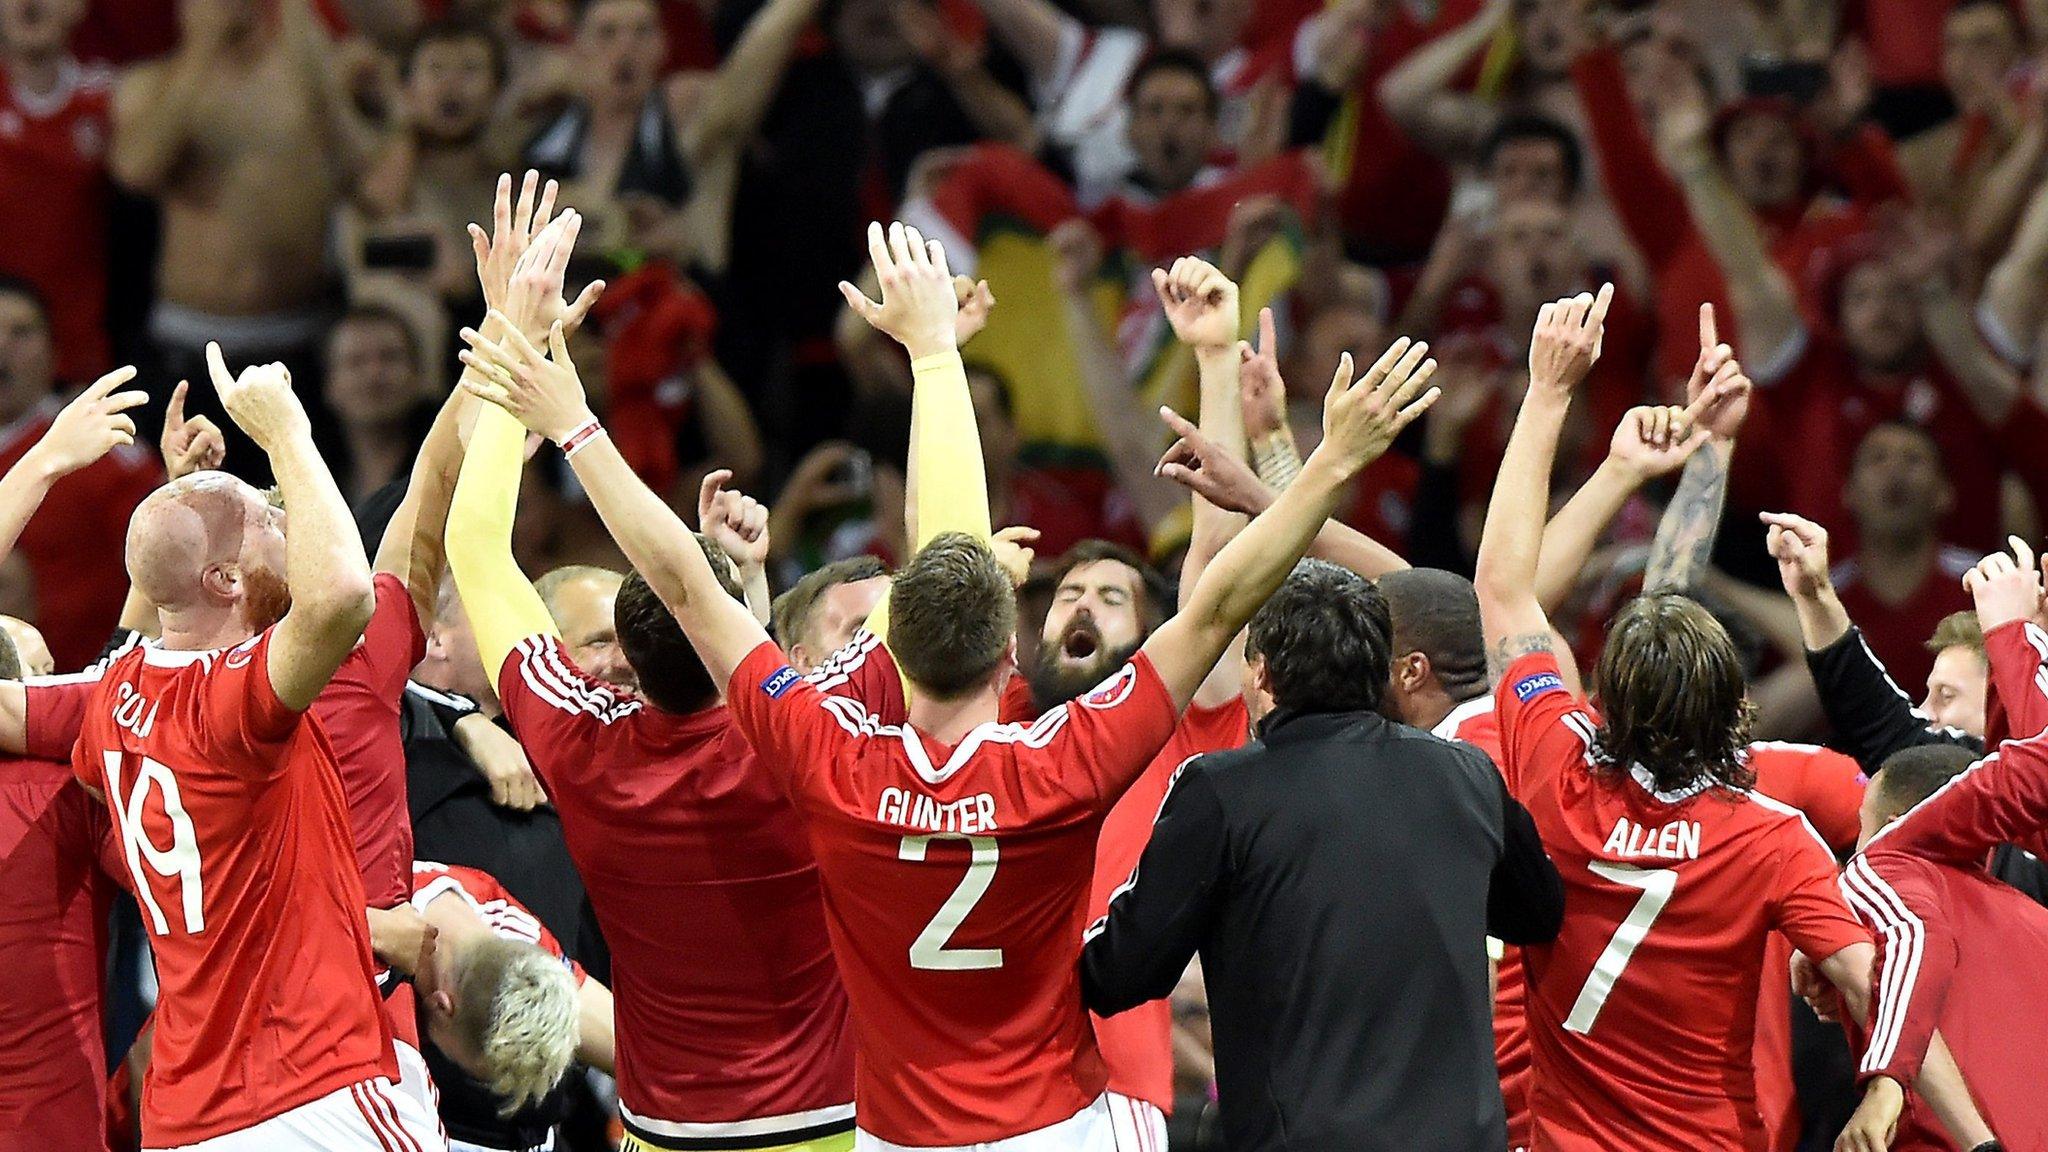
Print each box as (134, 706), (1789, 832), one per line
(1081, 560), (1564, 1152)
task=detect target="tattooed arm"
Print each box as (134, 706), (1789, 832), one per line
(1643, 439), (1732, 593)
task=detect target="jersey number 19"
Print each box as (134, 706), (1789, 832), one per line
(104, 751), (206, 936)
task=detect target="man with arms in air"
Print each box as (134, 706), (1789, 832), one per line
(1473, 285), (1878, 1152)
(455, 220), (1439, 1150)
(69, 347), (439, 1150)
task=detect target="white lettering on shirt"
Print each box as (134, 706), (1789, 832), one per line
(876, 787), (1000, 834)
(111, 682), (159, 740)
(1601, 817), (1702, 861)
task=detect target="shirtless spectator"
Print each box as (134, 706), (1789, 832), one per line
(110, 0), (376, 483)
(0, 0), (114, 386)
(0, 280), (159, 670)
(347, 19), (522, 363)
(1893, 0), (2038, 266)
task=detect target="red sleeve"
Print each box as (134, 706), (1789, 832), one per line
(203, 630), (304, 777)
(1039, 653), (1180, 806)
(727, 640), (860, 796)
(1981, 619), (2048, 745)
(1839, 853), (1954, 1087)
(1492, 651), (1597, 800)
(1569, 46), (1693, 270)
(342, 576), (426, 699)
(1765, 816), (1871, 961)
(1755, 743), (1869, 852)
(23, 676), (99, 761)
(803, 629), (909, 725)
(1876, 718), (2048, 867)
(931, 143), (1082, 237)
(495, 635), (617, 789)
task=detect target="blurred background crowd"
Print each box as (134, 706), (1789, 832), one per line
(3, 0), (2046, 1145)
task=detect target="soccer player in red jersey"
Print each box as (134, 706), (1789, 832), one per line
(67, 349), (438, 1150)
(445, 211), (853, 1152)
(1474, 285), (1880, 1152)
(456, 219), (1439, 1150)
(367, 861), (611, 1152)
(1826, 546), (2048, 1151)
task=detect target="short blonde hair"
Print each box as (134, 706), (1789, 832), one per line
(451, 937), (580, 1114)
(1924, 611), (1985, 659)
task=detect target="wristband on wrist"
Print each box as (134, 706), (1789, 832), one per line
(558, 418), (605, 459)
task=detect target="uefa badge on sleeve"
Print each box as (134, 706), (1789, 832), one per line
(761, 665), (802, 699)
(1081, 665), (1138, 710)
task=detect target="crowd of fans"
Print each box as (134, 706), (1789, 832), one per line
(4, 0), (2048, 1150)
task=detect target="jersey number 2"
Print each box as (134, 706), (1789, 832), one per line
(104, 751), (206, 937)
(1563, 862), (1677, 1034)
(899, 834), (1003, 971)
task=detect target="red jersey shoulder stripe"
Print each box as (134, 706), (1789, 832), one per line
(1839, 856), (1925, 1074)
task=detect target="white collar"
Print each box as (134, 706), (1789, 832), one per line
(140, 645), (225, 668)
(1628, 763), (1716, 804)
(1430, 695), (1494, 741)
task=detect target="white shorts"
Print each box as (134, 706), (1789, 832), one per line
(1102, 1094), (1166, 1152)
(147, 1075), (443, 1152)
(856, 1095), (1120, 1152)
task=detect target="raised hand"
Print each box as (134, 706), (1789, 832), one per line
(1685, 304), (1750, 439)
(1048, 219), (1104, 296)
(1155, 407), (1276, 516)
(990, 525), (1040, 588)
(160, 380), (227, 480)
(1528, 283), (1613, 399)
(22, 366), (147, 479)
(1317, 338), (1440, 476)
(458, 313), (594, 444)
(206, 345), (310, 452)
(467, 171), (605, 340)
(954, 275), (996, 346)
(1962, 535), (2044, 633)
(501, 210), (600, 342)
(1606, 404), (1708, 480)
(1238, 307), (1286, 440)
(698, 468), (772, 571)
(837, 221), (961, 360)
(1760, 511), (1834, 601)
(1153, 256), (1240, 350)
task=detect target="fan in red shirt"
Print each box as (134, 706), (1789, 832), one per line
(1825, 550), (2048, 1150)
(66, 349), (435, 1150)
(1474, 286), (1877, 1152)
(454, 221), (1437, 1149)
(0, 282), (161, 671)
(0, 0), (113, 386)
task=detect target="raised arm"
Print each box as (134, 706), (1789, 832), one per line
(211, 348), (375, 711)
(1533, 399), (1713, 612)
(1143, 341), (1440, 709)
(1476, 286), (1638, 684)
(966, 0), (1072, 90)
(1659, 90), (1804, 377)
(1375, 0), (1513, 160)
(107, 32), (223, 195)
(1979, 175), (2048, 363)
(0, 368), (148, 560)
(681, 0), (828, 166)
(1050, 220), (1185, 534)
(1644, 305), (1752, 592)
(459, 321), (767, 689)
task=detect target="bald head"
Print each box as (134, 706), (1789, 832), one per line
(127, 471), (287, 627)
(0, 616), (52, 676)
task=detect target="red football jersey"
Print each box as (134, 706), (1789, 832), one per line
(497, 635), (853, 1140)
(316, 575), (423, 912)
(1745, 742), (1866, 1152)
(71, 632), (395, 1146)
(1087, 694), (1249, 1111)
(0, 754), (117, 1152)
(411, 861), (584, 983)
(1431, 695), (1532, 1150)
(730, 639), (1181, 1146)
(0, 59), (113, 383)
(1494, 654), (1871, 1152)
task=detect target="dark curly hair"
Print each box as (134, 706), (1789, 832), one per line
(1245, 560), (1394, 714)
(1590, 593), (1755, 794)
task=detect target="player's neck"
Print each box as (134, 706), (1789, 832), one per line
(908, 687), (999, 747)
(156, 606), (255, 655)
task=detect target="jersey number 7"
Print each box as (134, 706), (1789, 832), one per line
(104, 751), (206, 936)
(899, 833), (1003, 971)
(1564, 861), (1678, 1034)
